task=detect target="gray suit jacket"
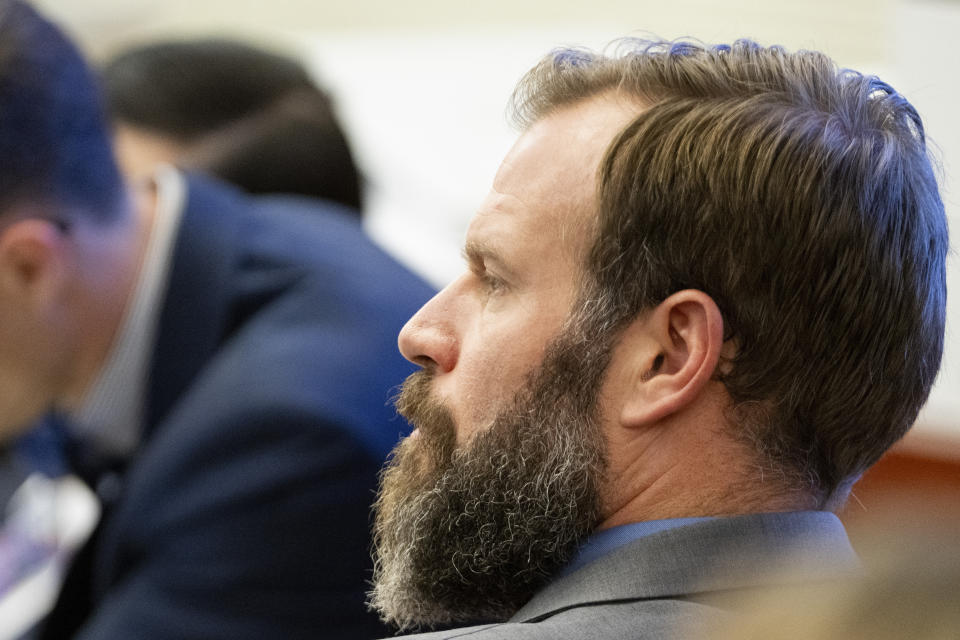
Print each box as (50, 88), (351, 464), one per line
(387, 511), (859, 639)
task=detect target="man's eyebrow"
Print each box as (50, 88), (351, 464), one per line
(462, 240), (496, 267)
(462, 240), (514, 276)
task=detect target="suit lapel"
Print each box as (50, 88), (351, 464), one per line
(511, 511), (858, 623)
(145, 174), (245, 433)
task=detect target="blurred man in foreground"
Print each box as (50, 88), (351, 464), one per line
(0, 2), (433, 638)
(369, 39), (948, 638)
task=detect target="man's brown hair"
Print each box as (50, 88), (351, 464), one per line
(511, 39), (949, 507)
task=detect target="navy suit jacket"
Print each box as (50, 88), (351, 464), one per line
(39, 174), (435, 639)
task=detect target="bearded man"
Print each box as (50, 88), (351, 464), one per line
(369, 39), (949, 639)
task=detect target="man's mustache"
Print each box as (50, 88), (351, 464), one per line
(394, 369), (458, 451)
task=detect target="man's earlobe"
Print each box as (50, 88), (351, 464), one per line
(620, 290), (725, 428)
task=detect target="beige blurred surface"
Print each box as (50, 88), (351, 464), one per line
(703, 527), (960, 640)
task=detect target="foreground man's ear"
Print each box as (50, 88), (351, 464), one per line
(0, 217), (70, 313)
(619, 289), (725, 427)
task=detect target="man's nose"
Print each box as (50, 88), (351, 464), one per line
(397, 286), (460, 374)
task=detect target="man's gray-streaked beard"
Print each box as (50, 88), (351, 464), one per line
(368, 319), (615, 632)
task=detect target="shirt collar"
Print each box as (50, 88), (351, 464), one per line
(69, 166), (185, 458)
(560, 517), (716, 577)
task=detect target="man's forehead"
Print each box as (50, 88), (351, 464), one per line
(465, 196), (528, 248)
(475, 93), (645, 243)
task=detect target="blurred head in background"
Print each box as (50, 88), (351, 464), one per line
(102, 38), (363, 213)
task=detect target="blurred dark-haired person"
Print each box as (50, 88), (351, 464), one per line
(368, 39), (949, 639)
(102, 38), (362, 212)
(0, 2), (432, 639)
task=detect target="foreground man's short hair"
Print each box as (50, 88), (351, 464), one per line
(0, 0), (123, 221)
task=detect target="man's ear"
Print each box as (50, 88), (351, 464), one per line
(619, 289), (725, 427)
(0, 218), (70, 310)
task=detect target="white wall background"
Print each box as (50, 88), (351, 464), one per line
(34, 0), (960, 438)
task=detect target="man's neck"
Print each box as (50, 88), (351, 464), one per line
(597, 476), (817, 531)
(57, 185), (156, 411)
(596, 418), (817, 530)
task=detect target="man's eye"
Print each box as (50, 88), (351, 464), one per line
(482, 273), (505, 293)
